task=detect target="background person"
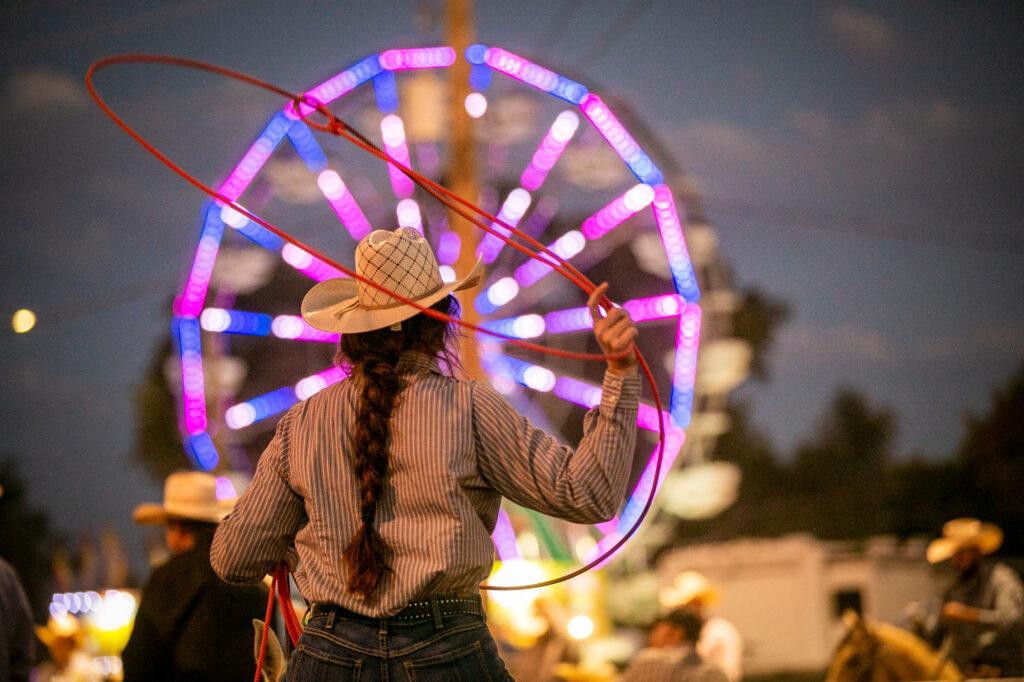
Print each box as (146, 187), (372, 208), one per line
(621, 609), (728, 682)
(661, 571), (743, 681)
(121, 471), (267, 681)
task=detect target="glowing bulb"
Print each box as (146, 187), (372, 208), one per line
(316, 169), (345, 199)
(504, 188), (532, 219)
(396, 199), (422, 231)
(511, 314), (545, 338)
(465, 92), (488, 118)
(550, 111), (580, 142)
(271, 315), (304, 339)
(225, 403), (257, 429)
(522, 365), (556, 392)
(199, 308), (231, 332)
(439, 265), (456, 283)
(380, 114), (406, 147)
(567, 615), (594, 640)
(219, 204), (250, 228)
(623, 183), (656, 211)
(486, 278), (520, 306)
(11, 309), (36, 333)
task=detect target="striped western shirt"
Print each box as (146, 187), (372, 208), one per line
(211, 350), (640, 617)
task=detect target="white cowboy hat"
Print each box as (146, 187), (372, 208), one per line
(301, 227), (484, 334)
(660, 570), (720, 610)
(926, 517), (1003, 564)
(132, 471), (236, 525)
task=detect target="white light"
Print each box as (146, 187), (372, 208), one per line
(271, 315), (304, 339)
(200, 308), (231, 332)
(505, 188), (532, 220)
(623, 183), (656, 212)
(439, 265), (456, 283)
(220, 204), (250, 229)
(512, 314), (545, 338)
(380, 114), (406, 147)
(225, 403), (257, 429)
(94, 590), (137, 631)
(523, 365), (556, 392)
(567, 615), (594, 640)
(295, 376), (327, 400)
(465, 92), (488, 118)
(396, 198), (422, 231)
(487, 277), (520, 306)
(281, 243), (314, 269)
(555, 230), (586, 258)
(551, 111), (580, 142)
(317, 169), (345, 199)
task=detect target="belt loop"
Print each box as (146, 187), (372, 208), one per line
(430, 596), (444, 629)
(326, 609), (336, 629)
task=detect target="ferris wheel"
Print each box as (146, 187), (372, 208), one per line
(170, 44), (705, 566)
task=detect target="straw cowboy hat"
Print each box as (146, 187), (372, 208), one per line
(660, 570), (720, 610)
(133, 471), (235, 525)
(301, 227), (484, 334)
(927, 517), (1003, 564)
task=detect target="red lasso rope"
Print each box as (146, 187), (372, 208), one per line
(85, 55), (668, 595)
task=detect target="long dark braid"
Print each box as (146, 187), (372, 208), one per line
(336, 295), (460, 600)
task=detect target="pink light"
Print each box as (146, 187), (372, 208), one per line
(181, 353), (207, 434)
(175, 233), (220, 317)
(520, 111), (579, 191)
(281, 243), (347, 282)
(436, 231), (461, 265)
(579, 93), (662, 184)
(479, 188), (532, 264)
(285, 57), (380, 119)
(380, 114), (415, 198)
(622, 294), (683, 322)
(294, 366), (346, 401)
(543, 306), (592, 334)
(492, 507), (521, 561)
(317, 169), (372, 239)
(513, 229), (585, 287)
(271, 315), (339, 342)
(218, 115), (291, 202)
(484, 46), (558, 93)
(671, 305), (702, 427)
(379, 46), (456, 71)
(580, 184), (655, 240)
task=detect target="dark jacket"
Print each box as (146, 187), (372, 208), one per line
(122, 538), (267, 681)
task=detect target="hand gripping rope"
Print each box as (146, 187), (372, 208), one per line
(86, 53), (669, 653)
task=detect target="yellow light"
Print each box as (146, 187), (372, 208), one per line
(11, 309), (36, 333)
(567, 614), (594, 640)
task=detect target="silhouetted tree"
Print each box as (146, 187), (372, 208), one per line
(0, 460), (56, 621)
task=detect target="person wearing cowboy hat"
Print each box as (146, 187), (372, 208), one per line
(0, 555), (35, 682)
(121, 471), (267, 682)
(622, 609), (729, 682)
(211, 227), (642, 679)
(660, 571), (743, 682)
(924, 517), (1024, 676)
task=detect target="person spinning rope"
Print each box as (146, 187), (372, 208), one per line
(212, 227), (641, 679)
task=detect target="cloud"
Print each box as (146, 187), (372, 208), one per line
(5, 67), (88, 111)
(825, 7), (899, 60)
(678, 121), (771, 170)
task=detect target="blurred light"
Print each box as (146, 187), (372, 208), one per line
(544, 307), (592, 334)
(479, 188), (533, 264)
(651, 184), (700, 301)
(623, 294), (683, 321)
(372, 70), (399, 113)
(93, 590), (137, 632)
(225, 387), (297, 430)
(287, 55), (380, 119)
(199, 308), (272, 336)
(219, 204), (249, 229)
(567, 615), (594, 640)
(214, 476), (237, 501)
(272, 315), (339, 342)
(616, 430), (687, 534)
(465, 92), (488, 118)
(295, 366), (346, 400)
(396, 198), (423, 231)
(580, 183), (655, 240)
(381, 114), (415, 198)
(482, 46), (588, 103)
(174, 204), (224, 317)
(522, 365), (556, 392)
(281, 243), (347, 282)
(553, 376), (602, 408)
(11, 309), (36, 333)
(174, 316), (208, 434)
(379, 46), (456, 70)
(520, 111), (579, 191)
(469, 63), (493, 91)
(438, 265), (456, 283)
(492, 508), (521, 561)
(436, 230), (461, 265)
(189, 433), (219, 470)
(670, 305), (702, 428)
(225, 402), (257, 429)
(486, 277), (520, 306)
(579, 93), (663, 184)
(480, 314), (545, 339)
(286, 121), (328, 171)
(317, 169), (372, 239)
(514, 229), (585, 287)
(465, 43), (488, 65)
(219, 112), (292, 201)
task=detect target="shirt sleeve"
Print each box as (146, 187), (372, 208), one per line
(975, 563), (1024, 630)
(211, 408), (307, 584)
(472, 371), (640, 523)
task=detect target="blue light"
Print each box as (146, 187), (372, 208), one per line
(351, 55), (383, 83)
(222, 310), (273, 336)
(551, 76), (588, 105)
(188, 433), (219, 470)
(286, 122), (328, 172)
(174, 316), (202, 353)
(465, 43), (487, 65)
(670, 388), (694, 429)
(372, 71), (399, 113)
(475, 291), (499, 315)
(246, 387), (299, 423)
(469, 64), (492, 91)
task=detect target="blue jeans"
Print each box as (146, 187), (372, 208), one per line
(285, 606), (514, 681)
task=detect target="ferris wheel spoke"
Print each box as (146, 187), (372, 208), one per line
(224, 365), (345, 429)
(199, 307), (339, 342)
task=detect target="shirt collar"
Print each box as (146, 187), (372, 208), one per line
(396, 350), (441, 375)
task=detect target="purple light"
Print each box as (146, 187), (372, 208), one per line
(295, 366), (346, 400)
(492, 508), (521, 561)
(520, 195), (558, 237)
(520, 111), (579, 191)
(616, 429), (686, 533)
(485, 277), (520, 306)
(215, 476), (237, 501)
(379, 46), (456, 71)
(553, 376), (601, 409)
(543, 306), (592, 334)
(281, 243), (347, 282)
(580, 184), (655, 240)
(380, 115), (415, 198)
(622, 294), (684, 322)
(579, 93), (663, 185)
(436, 230), (461, 265)
(218, 112), (292, 202)
(513, 230), (585, 287)
(483, 46), (588, 104)
(174, 206), (224, 318)
(651, 184), (700, 301)
(478, 188), (532, 264)
(317, 169), (372, 239)
(271, 315), (339, 342)
(175, 317), (207, 435)
(480, 314), (546, 339)
(396, 198), (423, 232)
(286, 55), (381, 119)
(225, 387), (298, 430)
(465, 92), (488, 118)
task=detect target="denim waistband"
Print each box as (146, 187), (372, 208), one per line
(306, 594), (484, 626)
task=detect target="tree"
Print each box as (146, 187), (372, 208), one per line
(0, 460), (56, 621)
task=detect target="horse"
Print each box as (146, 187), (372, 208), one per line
(826, 612), (962, 682)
